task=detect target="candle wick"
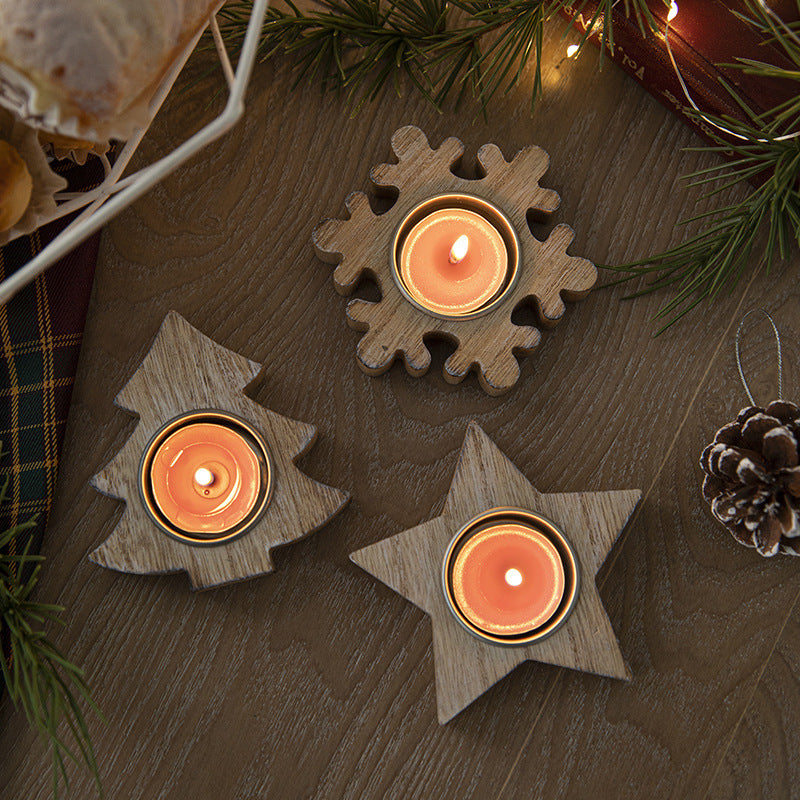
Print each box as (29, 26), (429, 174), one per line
(449, 234), (469, 264)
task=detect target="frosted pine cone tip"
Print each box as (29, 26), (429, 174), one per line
(700, 400), (800, 557)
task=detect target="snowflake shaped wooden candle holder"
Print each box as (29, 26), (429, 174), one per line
(313, 125), (597, 395)
(90, 312), (349, 589)
(351, 423), (641, 722)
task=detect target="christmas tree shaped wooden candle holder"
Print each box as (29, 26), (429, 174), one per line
(90, 312), (349, 589)
(313, 125), (597, 395)
(351, 423), (641, 723)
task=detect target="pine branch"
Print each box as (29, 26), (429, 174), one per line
(605, 0), (800, 331)
(213, 0), (660, 113)
(211, 1), (799, 329)
(0, 473), (102, 798)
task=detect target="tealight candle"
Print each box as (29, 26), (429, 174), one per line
(442, 508), (579, 645)
(451, 521), (565, 635)
(140, 412), (272, 544)
(393, 194), (520, 318)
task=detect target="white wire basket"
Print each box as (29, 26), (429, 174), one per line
(0, 0), (269, 305)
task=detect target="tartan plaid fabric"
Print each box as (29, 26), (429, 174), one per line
(0, 157), (102, 575)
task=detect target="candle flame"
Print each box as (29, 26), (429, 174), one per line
(667, 1), (678, 21)
(194, 467), (215, 487)
(449, 234), (469, 264)
(505, 568), (523, 587)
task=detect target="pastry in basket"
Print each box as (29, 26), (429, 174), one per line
(0, 108), (66, 245)
(0, 0), (223, 142)
(38, 130), (110, 166)
(0, 139), (31, 232)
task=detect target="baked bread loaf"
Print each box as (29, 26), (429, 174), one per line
(0, 139), (32, 231)
(0, 0), (223, 141)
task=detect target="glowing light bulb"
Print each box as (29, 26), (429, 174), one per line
(448, 234), (469, 264)
(505, 568), (523, 587)
(566, 44), (580, 58)
(194, 467), (215, 487)
(668, 2), (678, 21)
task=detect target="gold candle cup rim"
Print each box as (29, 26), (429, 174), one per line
(138, 410), (274, 547)
(391, 194), (521, 320)
(441, 507), (580, 647)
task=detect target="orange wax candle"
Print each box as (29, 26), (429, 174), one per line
(399, 207), (508, 316)
(450, 522), (566, 637)
(149, 422), (262, 536)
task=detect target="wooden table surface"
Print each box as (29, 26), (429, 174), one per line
(2, 20), (799, 800)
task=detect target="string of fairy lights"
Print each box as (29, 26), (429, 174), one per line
(567, 0), (800, 143)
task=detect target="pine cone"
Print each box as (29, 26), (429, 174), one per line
(700, 400), (800, 556)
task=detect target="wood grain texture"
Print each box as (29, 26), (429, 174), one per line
(696, 302), (800, 800)
(485, 268), (800, 800)
(2, 17), (799, 799)
(313, 124), (596, 395)
(90, 311), (349, 589)
(351, 421), (640, 722)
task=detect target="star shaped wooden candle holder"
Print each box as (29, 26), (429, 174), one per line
(313, 125), (597, 395)
(90, 312), (349, 590)
(351, 423), (641, 723)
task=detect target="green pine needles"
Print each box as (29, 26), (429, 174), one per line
(214, 0), (798, 324)
(215, 1), (659, 113)
(0, 475), (101, 798)
(607, 0), (800, 329)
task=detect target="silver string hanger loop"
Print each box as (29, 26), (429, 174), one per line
(735, 308), (783, 405)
